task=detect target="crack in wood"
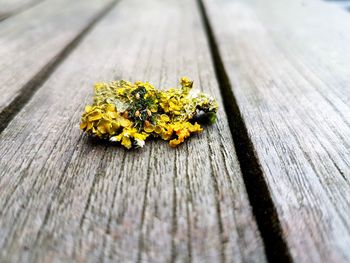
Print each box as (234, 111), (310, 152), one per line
(136, 147), (153, 263)
(196, 0), (293, 262)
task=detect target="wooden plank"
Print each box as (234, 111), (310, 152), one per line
(0, 0), (117, 128)
(0, 0), (266, 262)
(201, 0), (350, 262)
(0, 0), (43, 21)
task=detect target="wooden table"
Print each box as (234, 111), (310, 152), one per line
(0, 0), (349, 262)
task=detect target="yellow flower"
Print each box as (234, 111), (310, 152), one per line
(80, 77), (217, 149)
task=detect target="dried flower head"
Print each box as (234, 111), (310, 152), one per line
(80, 77), (218, 149)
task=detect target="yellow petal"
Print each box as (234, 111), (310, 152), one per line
(107, 111), (119, 119)
(97, 125), (107, 134)
(110, 121), (120, 133)
(85, 105), (93, 113)
(121, 137), (132, 149)
(169, 139), (180, 147)
(154, 125), (163, 134)
(162, 133), (172, 141)
(106, 104), (115, 112)
(180, 76), (192, 86)
(88, 112), (102, 121)
(160, 114), (170, 122)
(150, 105), (158, 112)
(94, 82), (106, 91)
(144, 125), (154, 133)
(97, 119), (111, 134)
(119, 117), (132, 127)
(80, 121), (87, 130)
(134, 132), (148, 141)
(86, 122), (93, 131)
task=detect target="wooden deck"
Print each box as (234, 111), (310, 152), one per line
(0, 0), (349, 262)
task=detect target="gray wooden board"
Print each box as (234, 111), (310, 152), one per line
(202, 0), (350, 262)
(0, 0), (115, 114)
(0, 0), (266, 262)
(0, 0), (42, 21)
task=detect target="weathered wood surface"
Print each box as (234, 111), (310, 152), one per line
(202, 0), (350, 262)
(0, 0), (116, 124)
(0, 0), (266, 262)
(0, 0), (43, 21)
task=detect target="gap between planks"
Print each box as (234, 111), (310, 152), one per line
(197, 0), (293, 262)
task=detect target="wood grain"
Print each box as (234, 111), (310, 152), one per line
(0, 0), (43, 21)
(202, 0), (350, 262)
(0, 0), (266, 262)
(0, 0), (116, 117)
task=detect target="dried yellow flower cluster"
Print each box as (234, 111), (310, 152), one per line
(80, 77), (218, 149)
